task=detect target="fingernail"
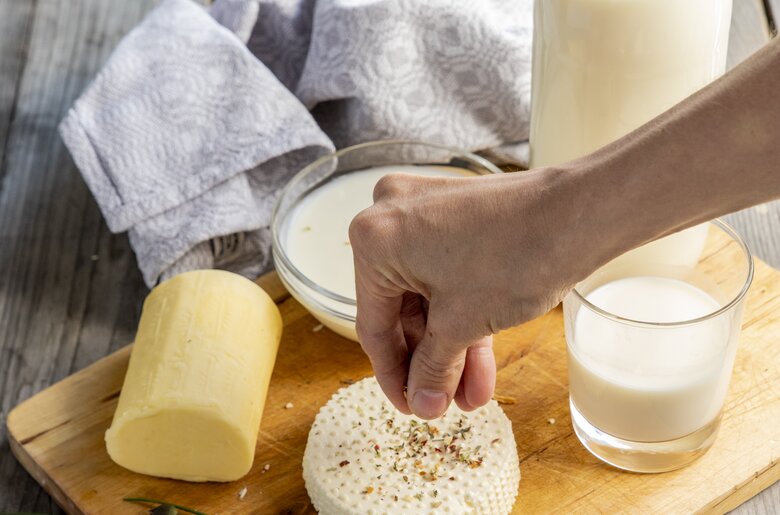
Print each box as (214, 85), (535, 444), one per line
(411, 389), (448, 419)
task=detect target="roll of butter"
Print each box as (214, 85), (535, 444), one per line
(105, 269), (282, 482)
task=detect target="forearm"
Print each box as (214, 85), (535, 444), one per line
(353, 37), (780, 418)
(562, 36), (780, 271)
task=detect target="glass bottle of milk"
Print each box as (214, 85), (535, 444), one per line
(529, 0), (733, 268)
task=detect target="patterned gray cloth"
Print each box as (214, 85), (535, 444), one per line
(59, 0), (533, 287)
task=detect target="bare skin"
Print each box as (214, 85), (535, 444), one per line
(349, 37), (780, 420)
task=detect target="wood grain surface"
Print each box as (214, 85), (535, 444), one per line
(7, 226), (780, 515)
(0, 0), (778, 513)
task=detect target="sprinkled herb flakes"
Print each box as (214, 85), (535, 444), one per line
(304, 377), (520, 513)
(329, 411), (487, 500)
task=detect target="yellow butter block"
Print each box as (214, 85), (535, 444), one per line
(105, 269), (282, 482)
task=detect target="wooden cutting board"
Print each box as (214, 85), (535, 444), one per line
(7, 230), (780, 515)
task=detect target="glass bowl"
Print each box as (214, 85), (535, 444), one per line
(271, 140), (503, 341)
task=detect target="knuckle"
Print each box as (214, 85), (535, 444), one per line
(356, 325), (409, 375)
(414, 344), (464, 386)
(349, 206), (401, 252)
(356, 321), (398, 354)
(348, 209), (380, 246)
(355, 316), (385, 348)
(372, 173), (409, 202)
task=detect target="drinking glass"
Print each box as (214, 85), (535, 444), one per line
(563, 220), (753, 472)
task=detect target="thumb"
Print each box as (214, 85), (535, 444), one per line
(406, 305), (468, 419)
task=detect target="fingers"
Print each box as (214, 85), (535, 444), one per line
(460, 336), (496, 409)
(399, 291), (427, 351)
(406, 307), (468, 419)
(351, 186), (499, 419)
(362, 322), (412, 415)
(454, 376), (470, 411)
(353, 264), (411, 414)
(357, 278), (497, 419)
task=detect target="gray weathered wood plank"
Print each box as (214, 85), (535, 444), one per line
(0, 0), (36, 175)
(726, 203), (780, 269)
(0, 0), (155, 513)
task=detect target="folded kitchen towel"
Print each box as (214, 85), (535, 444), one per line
(59, 0), (333, 286)
(60, 0), (533, 287)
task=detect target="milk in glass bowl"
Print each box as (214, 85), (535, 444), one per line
(271, 140), (502, 341)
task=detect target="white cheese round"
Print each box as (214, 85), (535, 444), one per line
(303, 377), (520, 514)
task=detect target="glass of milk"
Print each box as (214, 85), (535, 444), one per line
(563, 220), (753, 473)
(529, 0), (733, 269)
(271, 140), (502, 341)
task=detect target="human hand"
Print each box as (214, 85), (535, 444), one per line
(352, 37), (780, 419)
(349, 167), (599, 419)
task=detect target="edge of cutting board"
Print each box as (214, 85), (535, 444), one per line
(6, 273), (292, 515)
(7, 346), (135, 514)
(6, 255), (780, 514)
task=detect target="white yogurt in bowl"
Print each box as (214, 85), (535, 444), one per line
(271, 141), (502, 341)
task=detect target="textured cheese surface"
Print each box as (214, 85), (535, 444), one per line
(303, 378), (520, 514)
(105, 270), (282, 482)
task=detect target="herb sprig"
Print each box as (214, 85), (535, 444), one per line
(123, 497), (208, 515)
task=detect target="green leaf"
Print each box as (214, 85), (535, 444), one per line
(123, 497), (208, 515)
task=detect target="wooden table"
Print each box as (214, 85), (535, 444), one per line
(0, 1), (777, 513)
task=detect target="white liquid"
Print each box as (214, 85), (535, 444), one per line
(530, 0), (732, 268)
(567, 276), (738, 442)
(282, 165), (473, 339)
(530, 0), (732, 166)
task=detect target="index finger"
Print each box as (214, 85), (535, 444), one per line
(353, 263), (411, 414)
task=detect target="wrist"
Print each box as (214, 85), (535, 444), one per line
(495, 165), (621, 287)
(544, 159), (655, 282)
